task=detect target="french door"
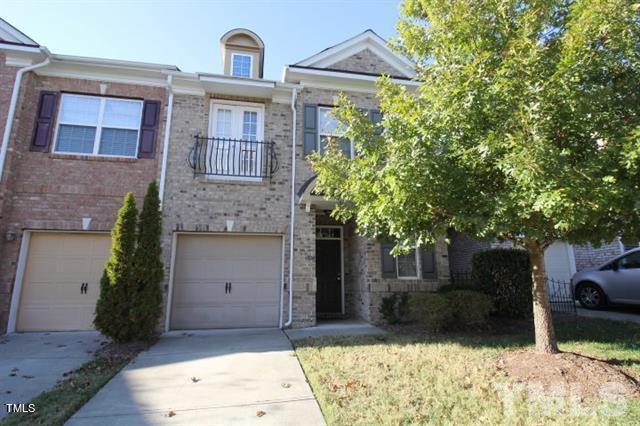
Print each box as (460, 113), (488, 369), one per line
(208, 102), (264, 177)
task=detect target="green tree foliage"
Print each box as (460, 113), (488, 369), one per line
(94, 192), (138, 342)
(130, 181), (164, 341)
(312, 0), (640, 353)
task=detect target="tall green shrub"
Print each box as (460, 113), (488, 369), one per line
(472, 249), (532, 319)
(94, 192), (138, 342)
(130, 181), (164, 341)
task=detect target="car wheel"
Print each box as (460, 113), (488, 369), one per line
(577, 283), (606, 309)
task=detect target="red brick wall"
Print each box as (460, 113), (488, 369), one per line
(0, 68), (167, 332)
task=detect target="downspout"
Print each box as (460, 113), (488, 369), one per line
(159, 73), (174, 208)
(0, 56), (51, 183)
(283, 86), (298, 328)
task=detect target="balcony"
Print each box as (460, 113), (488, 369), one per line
(188, 136), (278, 179)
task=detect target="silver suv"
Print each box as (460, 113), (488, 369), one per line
(571, 248), (640, 309)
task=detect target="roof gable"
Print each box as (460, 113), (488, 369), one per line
(0, 18), (38, 46)
(295, 30), (415, 78)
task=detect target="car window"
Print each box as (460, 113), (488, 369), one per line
(618, 252), (640, 270)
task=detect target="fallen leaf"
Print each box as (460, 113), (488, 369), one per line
(11, 368), (19, 372)
(191, 377), (201, 383)
(22, 375), (34, 379)
(256, 410), (266, 417)
(166, 410), (176, 417)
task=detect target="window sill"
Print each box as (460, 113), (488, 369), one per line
(195, 175), (268, 186)
(49, 153), (139, 163)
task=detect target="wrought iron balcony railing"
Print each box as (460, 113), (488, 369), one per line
(187, 136), (278, 179)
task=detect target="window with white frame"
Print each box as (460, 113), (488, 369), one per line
(381, 243), (436, 279)
(207, 102), (264, 178)
(231, 53), (253, 78)
(318, 106), (352, 157)
(54, 94), (143, 157)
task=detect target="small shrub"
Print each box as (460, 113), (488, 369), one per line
(443, 290), (492, 328)
(472, 249), (533, 318)
(409, 293), (453, 332)
(379, 293), (410, 324)
(380, 294), (399, 324)
(397, 292), (410, 319)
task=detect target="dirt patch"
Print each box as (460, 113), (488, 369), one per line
(497, 350), (640, 400)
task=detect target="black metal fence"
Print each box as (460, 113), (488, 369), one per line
(448, 271), (576, 315)
(187, 136), (279, 179)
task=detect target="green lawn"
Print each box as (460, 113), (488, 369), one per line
(293, 318), (640, 425)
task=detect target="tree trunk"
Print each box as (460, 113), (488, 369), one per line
(526, 241), (559, 354)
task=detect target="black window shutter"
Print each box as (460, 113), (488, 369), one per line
(30, 91), (58, 152)
(303, 104), (317, 156)
(421, 245), (436, 278)
(381, 243), (397, 278)
(138, 100), (161, 159)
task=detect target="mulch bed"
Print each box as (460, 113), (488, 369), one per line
(497, 350), (640, 401)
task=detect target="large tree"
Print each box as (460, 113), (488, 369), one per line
(312, 0), (640, 353)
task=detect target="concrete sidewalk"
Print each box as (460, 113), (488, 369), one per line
(0, 332), (106, 420)
(67, 328), (324, 425)
(577, 306), (640, 325)
(285, 320), (386, 340)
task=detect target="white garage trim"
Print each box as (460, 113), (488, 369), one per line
(165, 232), (285, 331)
(567, 244), (577, 275)
(7, 230), (31, 333)
(7, 230), (110, 333)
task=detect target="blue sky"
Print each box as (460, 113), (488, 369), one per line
(2, 0), (402, 80)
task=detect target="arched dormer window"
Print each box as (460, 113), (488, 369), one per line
(220, 28), (265, 79)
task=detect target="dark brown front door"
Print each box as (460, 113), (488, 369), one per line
(316, 237), (342, 314)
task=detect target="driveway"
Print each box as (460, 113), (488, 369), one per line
(67, 328), (325, 425)
(0, 332), (107, 420)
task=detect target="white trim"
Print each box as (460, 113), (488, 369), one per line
(52, 94), (143, 158)
(396, 247), (420, 280)
(159, 75), (174, 207)
(164, 232), (178, 332)
(287, 66), (419, 86)
(199, 74), (275, 88)
(284, 87), (298, 328)
(316, 225), (345, 315)
(295, 30), (415, 78)
(207, 100), (265, 182)
(165, 231), (285, 331)
(7, 231), (31, 333)
(278, 236), (285, 328)
(230, 52), (254, 78)
(0, 18), (38, 45)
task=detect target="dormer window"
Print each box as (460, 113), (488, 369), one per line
(220, 28), (265, 78)
(231, 53), (253, 78)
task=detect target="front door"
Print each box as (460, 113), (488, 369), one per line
(316, 227), (342, 314)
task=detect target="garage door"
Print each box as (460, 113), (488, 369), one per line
(170, 235), (282, 330)
(16, 233), (111, 332)
(544, 241), (576, 297)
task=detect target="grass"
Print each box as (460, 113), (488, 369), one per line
(293, 317), (640, 425)
(1, 350), (137, 426)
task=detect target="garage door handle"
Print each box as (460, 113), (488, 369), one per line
(225, 282), (230, 294)
(229, 282), (232, 293)
(80, 282), (88, 294)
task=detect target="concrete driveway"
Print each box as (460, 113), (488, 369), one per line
(0, 332), (107, 420)
(67, 328), (325, 425)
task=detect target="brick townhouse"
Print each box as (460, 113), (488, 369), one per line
(0, 18), (624, 334)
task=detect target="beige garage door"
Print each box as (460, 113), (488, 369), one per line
(17, 233), (111, 332)
(170, 234), (282, 330)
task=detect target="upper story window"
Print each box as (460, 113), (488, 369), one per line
(318, 106), (352, 157)
(204, 101), (264, 179)
(54, 94), (143, 158)
(231, 53), (253, 78)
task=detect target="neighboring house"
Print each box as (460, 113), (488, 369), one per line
(0, 18), (617, 335)
(448, 230), (628, 283)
